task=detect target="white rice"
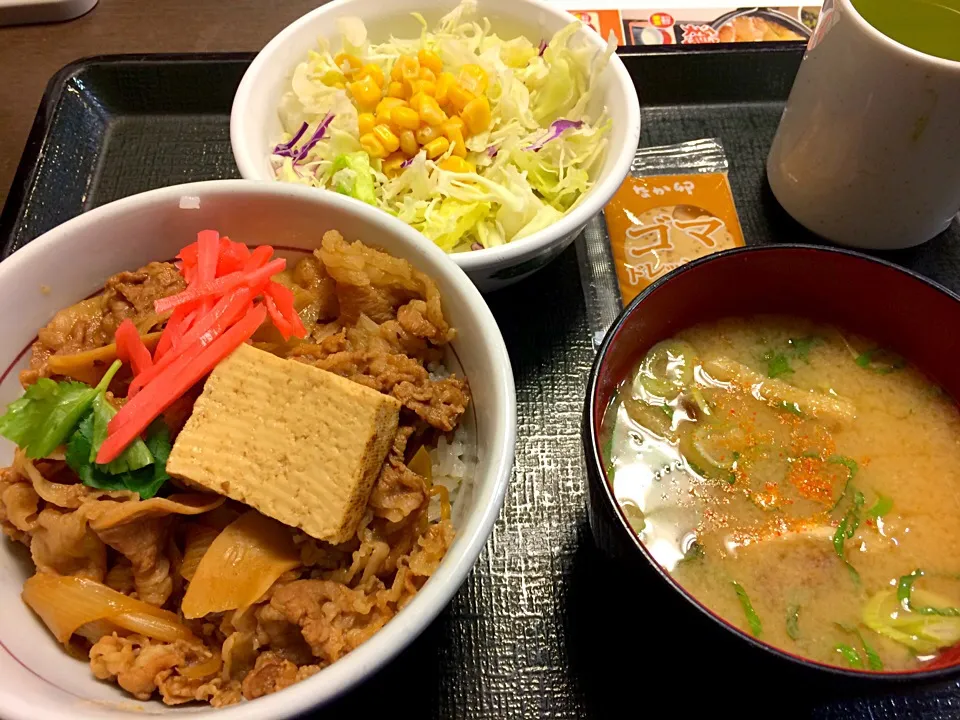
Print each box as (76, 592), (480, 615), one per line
(427, 361), (450, 381)
(427, 424), (476, 526)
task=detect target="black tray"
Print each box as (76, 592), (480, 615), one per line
(2, 47), (960, 719)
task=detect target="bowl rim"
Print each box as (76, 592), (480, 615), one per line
(229, 0), (642, 272)
(584, 242), (960, 682)
(0, 179), (517, 718)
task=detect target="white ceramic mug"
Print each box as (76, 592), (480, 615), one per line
(766, 0), (960, 250)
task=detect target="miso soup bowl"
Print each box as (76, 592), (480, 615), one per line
(583, 244), (960, 683)
(230, 0), (641, 293)
(0, 180), (516, 719)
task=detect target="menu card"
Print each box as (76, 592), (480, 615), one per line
(557, 4), (822, 46)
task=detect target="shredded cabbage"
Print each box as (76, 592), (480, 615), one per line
(270, 0), (614, 252)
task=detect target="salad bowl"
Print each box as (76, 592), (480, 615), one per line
(231, 0), (641, 291)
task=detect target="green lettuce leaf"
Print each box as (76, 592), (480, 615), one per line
(0, 361), (121, 458)
(331, 152), (376, 205)
(66, 419), (171, 500)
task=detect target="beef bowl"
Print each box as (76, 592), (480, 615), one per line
(0, 180), (516, 718)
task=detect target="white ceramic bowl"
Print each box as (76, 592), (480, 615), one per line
(230, 0), (641, 292)
(0, 180), (516, 719)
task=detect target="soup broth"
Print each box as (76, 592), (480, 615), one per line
(602, 315), (960, 671)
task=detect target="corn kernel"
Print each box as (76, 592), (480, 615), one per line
(458, 64), (489, 95)
(418, 67), (437, 83)
(408, 93), (427, 113)
(461, 95), (492, 134)
(390, 106), (421, 131)
(418, 96), (447, 126)
(383, 152), (407, 174)
(375, 97), (407, 124)
(443, 122), (467, 157)
(439, 157), (476, 173)
(333, 82), (346, 90)
(424, 137), (450, 159)
(335, 53), (362, 74)
(411, 79), (437, 98)
(372, 124), (400, 153)
(348, 75), (382, 110)
(447, 83), (475, 113)
(359, 132), (387, 159)
(358, 112), (376, 135)
(417, 49), (443, 74)
(358, 63), (385, 88)
(415, 125), (440, 145)
(390, 55), (420, 83)
(444, 115), (465, 131)
(321, 70), (346, 86)
(390, 55), (411, 81)
(387, 81), (408, 99)
(435, 72), (456, 106)
(399, 130), (419, 156)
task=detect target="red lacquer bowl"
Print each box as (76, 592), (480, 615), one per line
(583, 244), (960, 681)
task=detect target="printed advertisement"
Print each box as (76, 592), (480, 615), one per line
(566, 5), (822, 46)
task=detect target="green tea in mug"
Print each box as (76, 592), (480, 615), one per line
(851, 0), (960, 62)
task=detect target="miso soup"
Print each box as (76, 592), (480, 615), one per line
(601, 316), (960, 671)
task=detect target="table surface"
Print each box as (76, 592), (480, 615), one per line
(0, 0), (828, 211)
(0, 0), (336, 210)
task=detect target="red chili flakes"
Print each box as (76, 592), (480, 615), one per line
(752, 482), (786, 510)
(786, 455), (833, 504)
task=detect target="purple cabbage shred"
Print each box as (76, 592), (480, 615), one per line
(272, 113), (335, 165)
(272, 122), (308, 157)
(537, 39), (547, 56)
(292, 113), (335, 164)
(470, 242), (483, 251)
(487, 145), (499, 158)
(401, 157), (415, 169)
(524, 119), (584, 152)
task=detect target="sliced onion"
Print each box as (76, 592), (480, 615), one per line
(22, 574), (194, 644)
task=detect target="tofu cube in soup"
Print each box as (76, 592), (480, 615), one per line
(167, 343), (401, 543)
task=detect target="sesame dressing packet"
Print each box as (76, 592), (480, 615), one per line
(577, 139), (745, 346)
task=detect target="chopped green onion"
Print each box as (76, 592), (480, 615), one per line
(859, 632), (883, 670)
(690, 386), (712, 417)
(788, 336), (821, 361)
(833, 491), (864, 585)
(864, 586), (960, 653)
(833, 491), (865, 555)
(867, 494), (893, 519)
(855, 348), (906, 374)
(681, 540), (705, 563)
(778, 401), (803, 416)
(681, 428), (736, 484)
(636, 340), (697, 400)
(835, 622), (884, 670)
(764, 350), (793, 379)
(898, 569), (960, 617)
(786, 604), (801, 640)
(835, 643), (864, 668)
(602, 432), (614, 479)
(733, 582), (763, 637)
(828, 455), (859, 511)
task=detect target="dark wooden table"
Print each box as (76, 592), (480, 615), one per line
(0, 0), (331, 210)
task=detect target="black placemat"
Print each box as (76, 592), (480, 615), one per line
(1, 48), (959, 719)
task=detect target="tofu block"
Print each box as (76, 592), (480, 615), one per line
(167, 343), (401, 544)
